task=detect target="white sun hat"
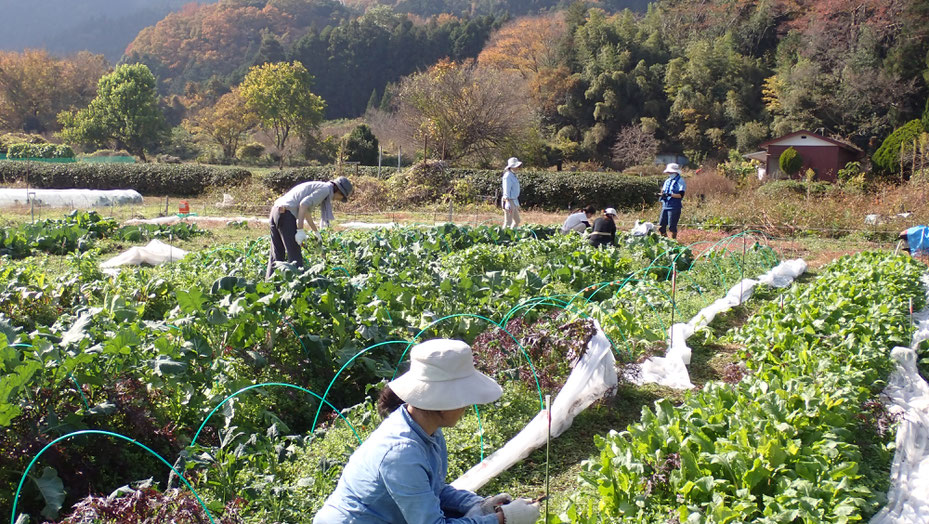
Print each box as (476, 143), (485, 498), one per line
(506, 157), (523, 169)
(663, 163), (681, 174)
(388, 339), (502, 411)
(605, 207), (618, 216)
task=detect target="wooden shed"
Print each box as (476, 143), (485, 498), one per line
(753, 131), (863, 182)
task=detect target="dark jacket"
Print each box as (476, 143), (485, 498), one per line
(588, 216), (616, 248)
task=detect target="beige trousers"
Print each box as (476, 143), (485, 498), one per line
(503, 202), (521, 228)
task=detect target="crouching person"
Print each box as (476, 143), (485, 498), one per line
(314, 339), (541, 524)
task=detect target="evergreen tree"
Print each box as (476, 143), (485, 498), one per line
(366, 89), (379, 113)
(252, 33), (287, 67)
(342, 124), (379, 165)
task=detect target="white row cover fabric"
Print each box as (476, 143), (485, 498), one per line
(872, 274), (929, 524)
(101, 239), (188, 269)
(0, 188), (142, 208)
(635, 258), (808, 390)
(452, 320), (617, 492)
(125, 216), (269, 226)
(342, 221), (397, 229)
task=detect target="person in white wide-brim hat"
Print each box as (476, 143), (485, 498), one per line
(501, 157), (522, 229)
(657, 163), (686, 239)
(314, 339), (541, 524)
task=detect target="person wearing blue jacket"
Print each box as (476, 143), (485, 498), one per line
(314, 339), (541, 524)
(657, 163), (686, 239)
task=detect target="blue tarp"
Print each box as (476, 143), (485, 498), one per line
(907, 226), (929, 255)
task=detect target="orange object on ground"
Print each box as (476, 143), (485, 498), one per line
(179, 201), (190, 214)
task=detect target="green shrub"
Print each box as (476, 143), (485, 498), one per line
(237, 142), (265, 161)
(837, 161), (863, 184)
(82, 149), (133, 158)
(341, 124), (379, 166)
(718, 150), (756, 182)
(0, 162), (250, 195)
(6, 143), (31, 159)
(463, 168), (660, 210)
(0, 133), (46, 154)
(872, 119), (925, 174)
(778, 147), (803, 176)
(5, 143), (74, 159)
(260, 165), (389, 192)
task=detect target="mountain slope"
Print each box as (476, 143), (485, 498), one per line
(0, 0), (214, 60)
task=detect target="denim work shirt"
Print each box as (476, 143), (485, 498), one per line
(660, 174), (686, 210)
(314, 406), (495, 524)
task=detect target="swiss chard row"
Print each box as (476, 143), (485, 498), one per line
(562, 251), (926, 523)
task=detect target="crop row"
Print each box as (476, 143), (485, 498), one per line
(0, 210), (203, 258)
(563, 251), (927, 523)
(0, 221), (775, 521)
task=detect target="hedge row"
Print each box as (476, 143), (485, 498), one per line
(0, 162), (250, 196)
(0, 161), (661, 209)
(261, 166), (661, 210)
(461, 169), (661, 210)
(261, 165), (389, 192)
(7, 143), (75, 159)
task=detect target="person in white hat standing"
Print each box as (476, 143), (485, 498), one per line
(501, 157), (522, 229)
(266, 176), (353, 278)
(588, 207), (618, 248)
(314, 339), (541, 524)
(657, 163), (686, 239)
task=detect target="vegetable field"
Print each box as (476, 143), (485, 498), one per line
(0, 215), (925, 523)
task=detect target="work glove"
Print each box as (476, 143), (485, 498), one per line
(464, 493), (513, 517)
(499, 498), (540, 524)
(314, 229), (323, 243)
(294, 229), (307, 244)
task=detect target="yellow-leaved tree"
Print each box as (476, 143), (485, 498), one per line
(183, 88), (258, 159)
(239, 61), (325, 168)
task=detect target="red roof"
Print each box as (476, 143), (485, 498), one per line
(758, 130), (862, 153)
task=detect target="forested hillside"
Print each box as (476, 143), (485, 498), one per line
(1, 0), (927, 166)
(0, 0), (203, 62)
(340, 0), (650, 17)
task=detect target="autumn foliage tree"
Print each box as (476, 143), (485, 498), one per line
(239, 61), (325, 167)
(183, 88), (258, 159)
(477, 13), (566, 80)
(477, 13), (571, 126)
(392, 59), (531, 163)
(0, 50), (108, 133)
